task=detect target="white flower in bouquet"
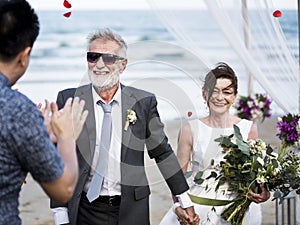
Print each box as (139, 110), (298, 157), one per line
(256, 157), (264, 166)
(247, 100), (254, 108)
(256, 139), (267, 151)
(248, 139), (266, 154)
(272, 168), (280, 176)
(251, 109), (263, 121)
(258, 101), (265, 108)
(256, 176), (267, 184)
(248, 139), (256, 148)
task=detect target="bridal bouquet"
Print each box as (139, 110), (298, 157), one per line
(189, 125), (300, 225)
(235, 93), (272, 122)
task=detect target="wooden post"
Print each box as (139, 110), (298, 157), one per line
(298, 0), (300, 113)
(242, 0), (252, 96)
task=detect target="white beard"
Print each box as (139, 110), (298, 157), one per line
(88, 70), (120, 92)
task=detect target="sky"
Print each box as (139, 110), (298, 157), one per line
(27, 0), (298, 11)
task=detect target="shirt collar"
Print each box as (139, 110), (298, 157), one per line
(92, 84), (121, 106)
(0, 73), (11, 88)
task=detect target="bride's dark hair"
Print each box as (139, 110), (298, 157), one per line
(203, 62), (238, 100)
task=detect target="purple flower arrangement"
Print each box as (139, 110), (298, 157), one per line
(276, 113), (300, 147)
(235, 93), (272, 122)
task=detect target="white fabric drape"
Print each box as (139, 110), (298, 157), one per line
(146, 0), (299, 114)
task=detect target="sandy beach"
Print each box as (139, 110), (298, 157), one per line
(19, 115), (297, 225)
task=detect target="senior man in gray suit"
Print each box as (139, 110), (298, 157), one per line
(51, 28), (199, 225)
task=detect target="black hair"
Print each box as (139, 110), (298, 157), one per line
(0, 0), (39, 62)
(203, 62), (238, 100)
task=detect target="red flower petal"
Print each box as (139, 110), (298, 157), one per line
(273, 10), (282, 18)
(63, 0), (72, 9)
(188, 111), (192, 117)
(63, 12), (72, 18)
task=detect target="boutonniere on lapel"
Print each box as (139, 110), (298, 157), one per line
(124, 109), (137, 131)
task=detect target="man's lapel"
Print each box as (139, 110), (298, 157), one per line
(121, 85), (137, 162)
(75, 84), (97, 163)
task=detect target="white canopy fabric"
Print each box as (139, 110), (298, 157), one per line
(147, 0), (299, 114)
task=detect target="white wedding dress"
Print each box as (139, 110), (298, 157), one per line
(160, 119), (262, 225)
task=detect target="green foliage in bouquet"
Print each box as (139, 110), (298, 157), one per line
(188, 125), (300, 225)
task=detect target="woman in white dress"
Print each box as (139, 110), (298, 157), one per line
(160, 63), (270, 225)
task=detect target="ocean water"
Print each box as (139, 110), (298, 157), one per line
(17, 10), (298, 122)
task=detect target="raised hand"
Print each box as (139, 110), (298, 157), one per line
(37, 99), (57, 143)
(51, 97), (88, 140)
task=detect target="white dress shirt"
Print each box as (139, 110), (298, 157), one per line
(84, 85), (122, 196)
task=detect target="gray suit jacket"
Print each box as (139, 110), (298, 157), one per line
(51, 84), (189, 225)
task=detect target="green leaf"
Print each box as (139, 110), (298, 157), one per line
(215, 134), (234, 144)
(194, 171), (203, 179)
(194, 178), (204, 185)
(193, 171), (204, 184)
(233, 125), (243, 141)
(234, 125), (250, 156)
(190, 160), (200, 166)
(271, 159), (279, 168)
(215, 136), (232, 145)
(273, 191), (281, 199)
(184, 171), (193, 179)
(206, 171), (218, 179)
(236, 140), (250, 156)
(266, 145), (273, 155)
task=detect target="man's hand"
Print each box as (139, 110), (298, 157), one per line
(37, 100), (57, 143)
(51, 97), (88, 140)
(175, 205), (200, 225)
(185, 206), (200, 225)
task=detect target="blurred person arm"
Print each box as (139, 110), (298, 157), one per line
(39, 99), (70, 224)
(176, 122), (193, 174)
(174, 122), (200, 225)
(40, 97), (88, 203)
(50, 91), (78, 223)
(248, 123), (258, 140)
(144, 96), (199, 224)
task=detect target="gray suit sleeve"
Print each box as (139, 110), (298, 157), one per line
(145, 95), (189, 195)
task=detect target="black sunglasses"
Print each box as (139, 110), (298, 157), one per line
(87, 52), (125, 65)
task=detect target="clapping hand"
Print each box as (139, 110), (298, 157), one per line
(37, 99), (57, 143)
(51, 97), (88, 140)
(38, 97), (88, 141)
(175, 205), (200, 225)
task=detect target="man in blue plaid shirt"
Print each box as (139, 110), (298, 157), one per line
(0, 1), (88, 224)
